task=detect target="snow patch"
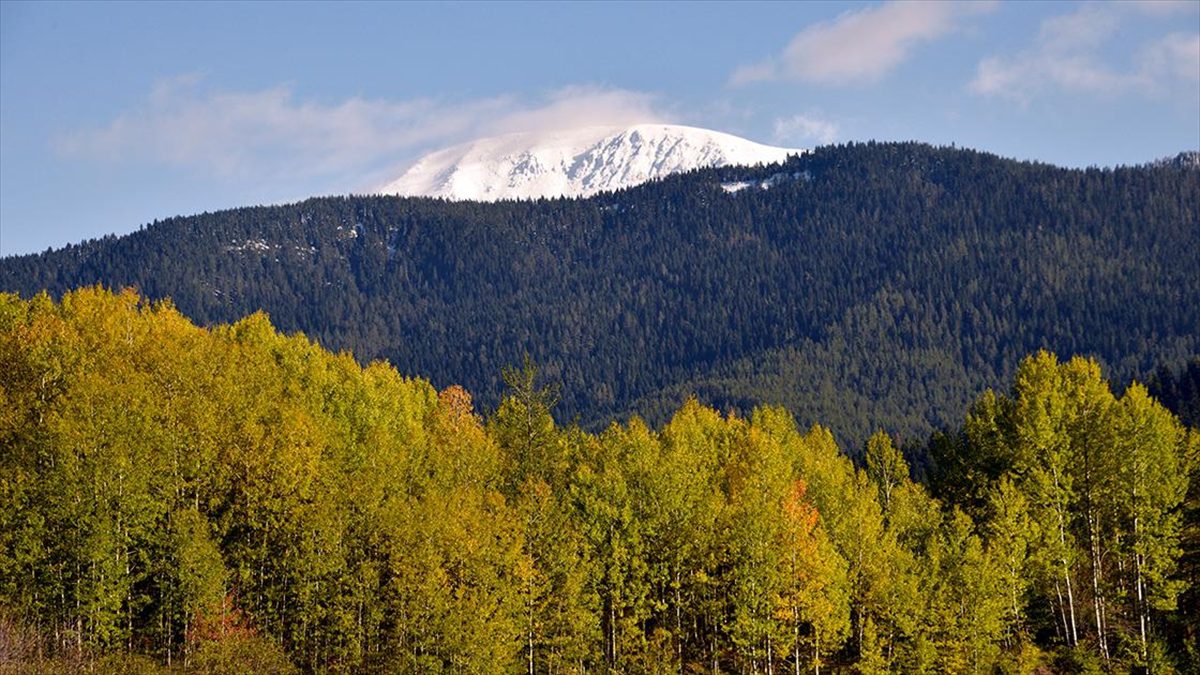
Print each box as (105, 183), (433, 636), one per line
(225, 239), (316, 256)
(225, 238), (271, 253)
(720, 171), (811, 194)
(335, 224), (360, 240)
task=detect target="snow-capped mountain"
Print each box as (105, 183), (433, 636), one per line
(377, 124), (803, 201)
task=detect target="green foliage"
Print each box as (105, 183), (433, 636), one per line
(187, 634), (297, 674)
(0, 289), (1195, 672)
(933, 351), (1195, 671)
(865, 431), (907, 515)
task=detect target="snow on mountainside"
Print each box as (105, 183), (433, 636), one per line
(377, 124), (804, 201)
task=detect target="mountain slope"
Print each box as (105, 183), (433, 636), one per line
(377, 124), (802, 200)
(3, 142), (1198, 449)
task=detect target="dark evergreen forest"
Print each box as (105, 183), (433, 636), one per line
(2, 142), (1197, 451)
(1148, 358), (1200, 430)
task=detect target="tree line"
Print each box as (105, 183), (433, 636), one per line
(2, 288), (1196, 673)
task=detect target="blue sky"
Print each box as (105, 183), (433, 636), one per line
(2, 1), (1197, 256)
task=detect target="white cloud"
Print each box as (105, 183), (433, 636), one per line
(1139, 32), (1200, 84)
(773, 114), (839, 145)
(1037, 3), (1120, 51)
(486, 85), (666, 134)
(731, 1), (994, 86)
(55, 77), (672, 186)
(970, 4), (1200, 103)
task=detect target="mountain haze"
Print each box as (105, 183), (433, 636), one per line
(377, 124), (802, 201)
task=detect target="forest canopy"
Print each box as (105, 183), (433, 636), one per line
(2, 288), (1196, 673)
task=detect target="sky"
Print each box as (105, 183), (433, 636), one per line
(1, 1), (1198, 256)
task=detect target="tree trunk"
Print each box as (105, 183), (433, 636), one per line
(1054, 487), (1078, 647)
(813, 628), (820, 675)
(1063, 567), (1078, 647)
(1090, 531), (1108, 660)
(767, 633), (773, 675)
(792, 606), (801, 675)
(603, 592), (613, 667)
(1135, 523), (1148, 663)
(610, 591), (617, 669)
(675, 571), (683, 674)
(1054, 578), (1068, 646)
(711, 611), (719, 675)
(1008, 563), (1019, 642)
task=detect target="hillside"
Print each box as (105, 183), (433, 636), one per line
(3, 142), (1198, 449)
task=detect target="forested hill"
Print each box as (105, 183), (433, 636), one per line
(3, 142), (1198, 448)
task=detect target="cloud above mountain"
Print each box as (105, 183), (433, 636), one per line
(54, 78), (673, 185)
(970, 2), (1200, 104)
(772, 114), (838, 145)
(731, 1), (995, 86)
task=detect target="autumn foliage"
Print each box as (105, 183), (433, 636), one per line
(1, 288), (1195, 673)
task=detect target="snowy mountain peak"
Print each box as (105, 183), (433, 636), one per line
(377, 124), (803, 202)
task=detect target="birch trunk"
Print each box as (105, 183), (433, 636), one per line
(1089, 527), (1108, 660)
(1135, 519), (1148, 663)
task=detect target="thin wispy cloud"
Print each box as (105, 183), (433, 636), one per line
(970, 3), (1200, 104)
(55, 78), (672, 187)
(773, 114), (838, 145)
(1139, 32), (1200, 83)
(731, 1), (994, 86)
(487, 85), (666, 134)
